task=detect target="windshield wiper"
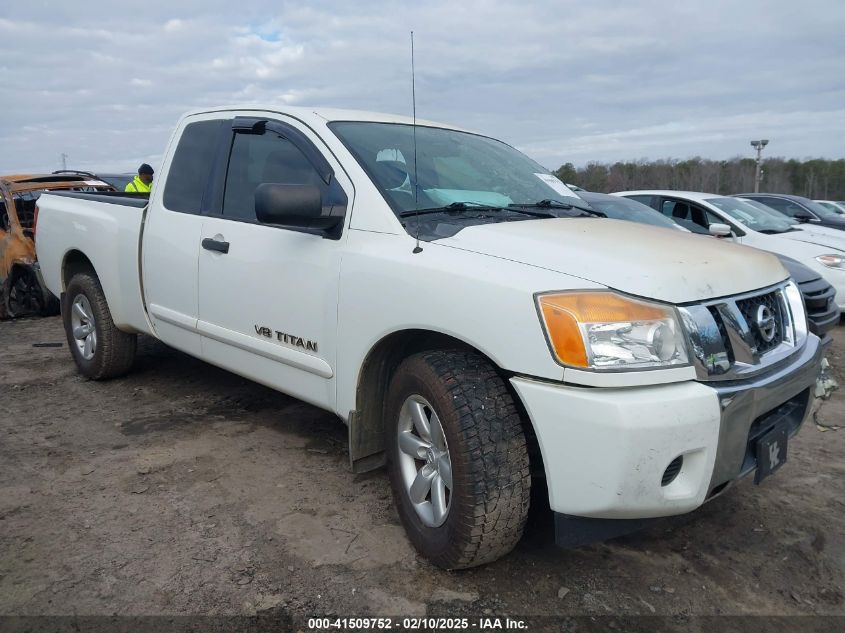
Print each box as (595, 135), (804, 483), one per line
(398, 202), (502, 217)
(511, 199), (606, 218)
(398, 201), (554, 219)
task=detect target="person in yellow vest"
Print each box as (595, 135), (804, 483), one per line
(125, 163), (154, 193)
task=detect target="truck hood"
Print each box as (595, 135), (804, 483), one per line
(780, 225), (845, 252)
(437, 218), (787, 304)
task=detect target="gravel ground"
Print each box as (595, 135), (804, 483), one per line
(0, 316), (843, 621)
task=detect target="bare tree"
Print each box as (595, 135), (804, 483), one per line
(556, 157), (845, 198)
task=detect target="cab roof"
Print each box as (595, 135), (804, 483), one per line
(184, 105), (468, 132)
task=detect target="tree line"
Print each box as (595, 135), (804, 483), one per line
(554, 157), (845, 200)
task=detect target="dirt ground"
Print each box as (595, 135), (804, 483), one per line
(1, 316), (843, 621)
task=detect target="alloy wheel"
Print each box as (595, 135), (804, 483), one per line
(70, 294), (97, 360)
(396, 394), (453, 527)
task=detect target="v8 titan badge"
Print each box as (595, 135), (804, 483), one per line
(755, 424), (789, 484)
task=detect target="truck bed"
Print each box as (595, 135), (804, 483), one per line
(47, 190), (150, 207)
(36, 191), (152, 335)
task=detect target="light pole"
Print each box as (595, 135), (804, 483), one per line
(750, 139), (768, 193)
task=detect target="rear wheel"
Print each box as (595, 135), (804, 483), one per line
(386, 349), (531, 569)
(4, 267), (44, 318)
(63, 272), (136, 379)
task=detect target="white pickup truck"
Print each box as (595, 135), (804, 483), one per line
(36, 106), (823, 569)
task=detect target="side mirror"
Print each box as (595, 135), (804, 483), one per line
(709, 223), (732, 238)
(255, 183), (341, 231)
(793, 211), (813, 223)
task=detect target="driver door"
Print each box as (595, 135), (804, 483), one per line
(196, 116), (351, 410)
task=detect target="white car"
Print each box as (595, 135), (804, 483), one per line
(615, 191), (845, 310)
(815, 200), (845, 215)
(34, 108), (823, 568)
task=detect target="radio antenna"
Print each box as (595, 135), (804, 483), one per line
(411, 31), (423, 254)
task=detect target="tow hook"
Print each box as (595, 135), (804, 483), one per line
(813, 357), (840, 431)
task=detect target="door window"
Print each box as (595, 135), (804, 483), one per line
(705, 210), (725, 226)
(704, 209), (743, 235)
(661, 199), (714, 231)
(661, 199), (691, 221)
(222, 130), (345, 221)
(626, 195), (657, 209)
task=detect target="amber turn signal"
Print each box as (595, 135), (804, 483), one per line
(537, 292), (677, 368)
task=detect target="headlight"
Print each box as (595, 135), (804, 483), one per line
(783, 280), (808, 345)
(536, 291), (690, 370)
(815, 254), (845, 269)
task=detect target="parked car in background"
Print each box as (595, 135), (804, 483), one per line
(575, 191), (687, 231)
(739, 197), (845, 246)
(776, 256), (841, 343)
(578, 191), (840, 340)
(615, 191), (845, 311)
(0, 172), (113, 318)
(95, 173), (135, 192)
(814, 200), (845, 215)
(736, 193), (845, 230)
(578, 190), (723, 235)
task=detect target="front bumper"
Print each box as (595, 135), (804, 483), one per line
(821, 270), (845, 311)
(511, 334), (822, 527)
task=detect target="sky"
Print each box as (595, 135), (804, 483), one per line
(1, 0), (844, 174)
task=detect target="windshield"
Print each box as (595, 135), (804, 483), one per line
(581, 195), (682, 230)
(803, 199), (842, 219)
(329, 122), (587, 215)
(705, 197), (796, 233)
(817, 201), (845, 214)
(742, 198), (800, 225)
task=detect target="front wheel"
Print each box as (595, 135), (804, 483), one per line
(63, 272), (136, 380)
(386, 349), (531, 569)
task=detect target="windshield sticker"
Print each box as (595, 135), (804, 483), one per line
(534, 173), (579, 199)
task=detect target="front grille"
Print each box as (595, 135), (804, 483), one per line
(679, 282), (802, 381)
(708, 306), (735, 364)
(736, 291), (785, 354)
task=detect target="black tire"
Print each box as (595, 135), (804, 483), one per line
(63, 271), (136, 380)
(385, 349), (531, 569)
(4, 267), (45, 319)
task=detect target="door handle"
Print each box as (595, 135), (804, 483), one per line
(202, 238), (230, 254)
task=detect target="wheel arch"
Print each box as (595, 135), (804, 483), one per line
(348, 328), (544, 484)
(61, 249), (97, 291)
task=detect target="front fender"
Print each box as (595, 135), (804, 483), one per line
(335, 230), (592, 419)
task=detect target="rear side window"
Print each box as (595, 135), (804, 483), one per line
(163, 120), (223, 214)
